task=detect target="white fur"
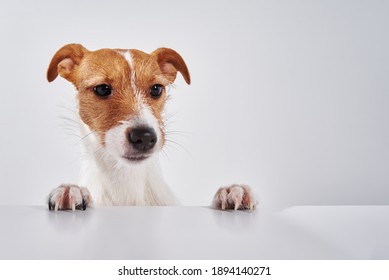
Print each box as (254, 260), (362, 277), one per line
(78, 117), (178, 206)
(120, 50), (136, 92)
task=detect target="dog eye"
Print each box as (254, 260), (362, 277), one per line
(93, 84), (112, 97)
(150, 84), (163, 99)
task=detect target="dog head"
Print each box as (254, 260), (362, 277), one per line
(47, 44), (190, 163)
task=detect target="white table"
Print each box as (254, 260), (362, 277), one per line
(1, 205), (388, 259)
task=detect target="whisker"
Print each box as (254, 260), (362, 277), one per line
(163, 112), (182, 125)
(57, 105), (77, 115)
(164, 138), (191, 156)
(63, 132), (82, 140)
(58, 114), (78, 122)
(165, 130), (191, 136)
(160, 145), (174, 160)
(80, 130), (97, 142)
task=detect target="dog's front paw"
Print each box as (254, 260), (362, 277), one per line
(48, 184), (91, 211)
(213, 184), (257, 211)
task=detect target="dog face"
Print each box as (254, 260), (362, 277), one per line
(47, 44), (190, 163)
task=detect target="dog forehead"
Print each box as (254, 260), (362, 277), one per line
(79, 49), (130, 74)
(77, 48), (161, 85)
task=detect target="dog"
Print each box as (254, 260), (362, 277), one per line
(46, 44), (256, 211)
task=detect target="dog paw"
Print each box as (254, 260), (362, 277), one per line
(213, 184), (257, 210)
(48, 184), (91, 211)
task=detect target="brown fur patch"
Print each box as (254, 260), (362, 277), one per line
(76, 49), (134, 142)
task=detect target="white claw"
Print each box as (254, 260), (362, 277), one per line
(54, 203), (59, 212)
(234, 194), (242, 210)
(217, 188), (228, 210)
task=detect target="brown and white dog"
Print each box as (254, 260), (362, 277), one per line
(46, 44), (256, 211)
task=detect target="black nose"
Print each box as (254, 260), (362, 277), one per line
(128, 128), (157, 152)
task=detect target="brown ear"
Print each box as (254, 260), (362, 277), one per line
(47, 44), (88, 83)
(152, 48), (191, 85)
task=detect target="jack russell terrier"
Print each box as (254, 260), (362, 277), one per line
(46, 44), (256, 211)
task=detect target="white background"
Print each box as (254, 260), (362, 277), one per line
(0, 0), (388, 208)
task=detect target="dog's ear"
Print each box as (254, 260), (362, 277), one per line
(152, 48), (191, 85)
(47, 44), (88, 83)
